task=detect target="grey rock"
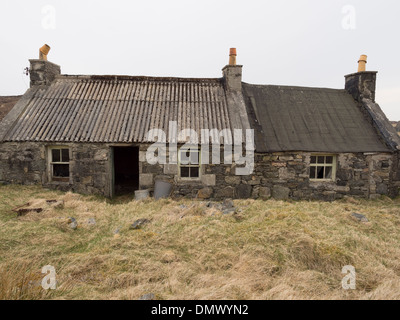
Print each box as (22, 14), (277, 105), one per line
(351, 213), (369, 223)
(236, 184), (252, 199)
(138, 293), (155, 300)
(197, 187), (213, 199)
(88, 218), (96, 226)
(223, 198), (234, 209)
(376, 183), (388, 195)
(68, 217), (78, 230)
(259, 187), (272, 200)
(215, 186), (235, 199)
(225, 176), (241, 185)
(222, 208), (236, 215)
(130, 219), (151, 230)
(272, 185), (290, 200)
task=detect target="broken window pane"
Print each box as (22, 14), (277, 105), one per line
(180, 151), (190, 165)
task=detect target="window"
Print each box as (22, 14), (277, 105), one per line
(309, 155), (336, 181)
(49, 147), (70, 182)
(179, 147), (200, 179)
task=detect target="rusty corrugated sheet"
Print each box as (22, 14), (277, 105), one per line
(3, 76), (234, 143)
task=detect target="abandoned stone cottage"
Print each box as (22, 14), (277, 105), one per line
(1, 47), (400, 200)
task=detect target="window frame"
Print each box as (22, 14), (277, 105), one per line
(178, 147), (201, 181)
(309, 154), (337, 182)
(48, 146), (71, 183)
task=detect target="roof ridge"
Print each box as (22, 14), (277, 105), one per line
(242, 82), (345, 92)
(56, 74), (223, 83)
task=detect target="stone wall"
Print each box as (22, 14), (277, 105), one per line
(0, 142), (45, 185)
(390, 151), (400, 197)
(0, 142), (110, 196)
(138, 148), (397, 201)
(0, 142), (398, 200)
(198, 152), (395, 201)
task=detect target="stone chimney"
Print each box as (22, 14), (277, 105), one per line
(222, 48), (242, 92)
(345, 55), (377, 102)
(29, 44), (61, 87)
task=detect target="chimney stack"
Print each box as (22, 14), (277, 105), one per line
(229, 48), (237, 66)
(345, 54), (377, 102)
(223, 48), (242, 92)
(30, 44), (61, 87)
(358, 54), (367, 72)
(39, 44), (51, 61)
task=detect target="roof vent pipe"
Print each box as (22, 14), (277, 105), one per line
(229, 48), (237, 66)
(39, 44), (51, 61)
(358, 54), (367, 72)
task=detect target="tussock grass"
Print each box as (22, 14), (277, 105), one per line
(1, 185), (400, 300)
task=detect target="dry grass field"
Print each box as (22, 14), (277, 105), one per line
(1, 184), (400, 300)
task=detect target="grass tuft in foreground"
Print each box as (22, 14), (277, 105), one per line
(1, 185), (400, 300)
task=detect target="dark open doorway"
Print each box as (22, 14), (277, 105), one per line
(112, 146), (139, 196)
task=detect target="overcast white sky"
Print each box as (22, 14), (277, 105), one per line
(1, 0), (399, 120)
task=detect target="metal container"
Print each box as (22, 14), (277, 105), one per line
(154, 180), (173, 200)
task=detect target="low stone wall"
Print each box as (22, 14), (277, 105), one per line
(0, 142), (45, 185)
(139, 149), (396, 201)
(198, 152), (394, 201)
(0, 142), (397, 200)
(390, 151), (400, 197)
(0, 142), (110, 196)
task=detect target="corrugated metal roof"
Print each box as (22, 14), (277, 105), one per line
(242, 83), (391, 153)
(3, 76), (234, 143)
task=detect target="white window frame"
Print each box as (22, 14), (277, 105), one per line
(178, 147), (201, 180)
(48, 146), (70, 183)
(309, 154), (337, 181)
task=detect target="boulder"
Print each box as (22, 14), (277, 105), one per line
(130, 219), (151, 230)
(138, 293), (155, 300)
(68, 217), (78, 230)
(351, 213), (368, 223)
(236, 184), (252, 199)
(272, 185), (290, 200)
(376, 183), (388, 195)
(223, 198), (234, 209)
(197, 187), (213, 200)
(215, 186), (235, 199)
(259, 187), (271, 200)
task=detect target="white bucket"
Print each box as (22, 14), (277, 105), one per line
(135, 190), (150, 200)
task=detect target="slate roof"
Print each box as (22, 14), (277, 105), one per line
(0, 75), (394, 153)
(1, 76), (234, 143)
(0, 96), (21, 122)
(242, 83), (391, 153)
